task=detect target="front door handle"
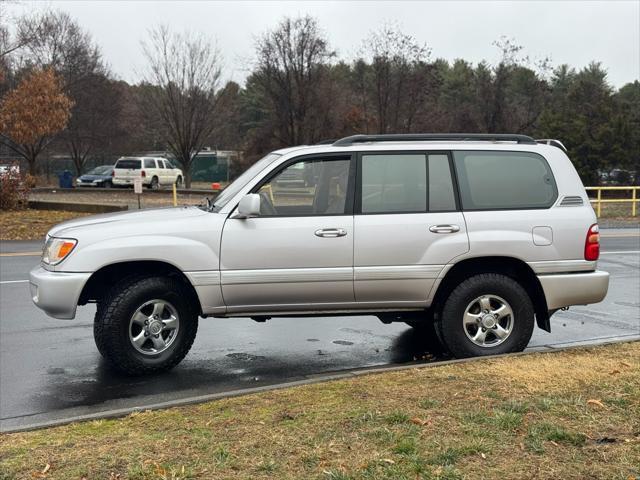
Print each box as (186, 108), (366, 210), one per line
(315, 228), (347, 238)
(429, 224), (460, 234)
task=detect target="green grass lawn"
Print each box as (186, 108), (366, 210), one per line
(1, 342), (639, 479)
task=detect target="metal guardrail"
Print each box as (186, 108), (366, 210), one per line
(586, 186), (639, 217)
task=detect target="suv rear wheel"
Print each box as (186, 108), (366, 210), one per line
(438, 273), (534, 358)
(94, 275), (198, 375)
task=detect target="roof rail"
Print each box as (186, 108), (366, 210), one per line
(536, 139), (567, 152)
(332, 133), (537, 147)
(315, 139), (337, 145)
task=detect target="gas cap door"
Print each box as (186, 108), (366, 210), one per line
(532, 226), (553, 246)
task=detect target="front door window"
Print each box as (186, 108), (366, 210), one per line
(256, 158), (351, 216)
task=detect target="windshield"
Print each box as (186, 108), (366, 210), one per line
(115, 159), (141, 169)
(212, 153), (282, 209)
(87, 165), (112, 175)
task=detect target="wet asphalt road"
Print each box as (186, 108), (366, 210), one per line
(1, 232), (638, 431)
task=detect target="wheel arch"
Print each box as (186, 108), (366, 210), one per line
(78, 260), (202, 316)
(432, 256), (551, 332)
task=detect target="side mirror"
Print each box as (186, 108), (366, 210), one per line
(232, 193), (261, 219)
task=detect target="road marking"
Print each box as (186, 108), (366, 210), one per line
(0, 280), (29, 284)
(600, 250), (640, 255)
(0, 252), (41, 257)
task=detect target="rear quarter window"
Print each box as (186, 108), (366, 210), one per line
(144, 159), (157, 168)
(453, 151), (557, 210)
(115, 159), (141, 169)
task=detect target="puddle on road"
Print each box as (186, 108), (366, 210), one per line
(332, 340), (354, 346)
(225, 353), (266, 362)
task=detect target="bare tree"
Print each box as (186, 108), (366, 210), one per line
(11, 11), (115, 174)
(17, 11), (104, 84)
(65, 74), (123, 175)
(359, 24), (431, 133)
(254, 16), (335, 146)
(141, 25), (222, 187)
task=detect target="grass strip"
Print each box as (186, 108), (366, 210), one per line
(0, 342), (639, 479)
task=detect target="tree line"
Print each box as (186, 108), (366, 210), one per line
(1, 9), (638, 187)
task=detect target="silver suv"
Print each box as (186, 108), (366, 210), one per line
(30, 134), (609, 375)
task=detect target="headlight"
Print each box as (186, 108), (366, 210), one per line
(42, 237), (77, 265)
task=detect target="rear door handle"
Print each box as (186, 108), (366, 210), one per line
(315, 228), (347, 238)
(429, 224), (460, 234)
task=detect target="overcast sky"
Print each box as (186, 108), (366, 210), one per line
(7, 0), (640, 88)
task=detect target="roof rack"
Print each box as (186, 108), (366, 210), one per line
(332, 133), (537, 147)
(536, 139), (567, 152)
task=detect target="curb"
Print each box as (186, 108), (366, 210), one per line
(28, 200), (128, 213)
(2, 335), (638, 434)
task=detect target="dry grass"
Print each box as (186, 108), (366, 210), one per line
(1, 342), (639, 480)
(0, 210), (90, 240)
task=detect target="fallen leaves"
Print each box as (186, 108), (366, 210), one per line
(587, 399), (606, 409)
(0, 209), (90, 240)
(410, 417), (431, 426)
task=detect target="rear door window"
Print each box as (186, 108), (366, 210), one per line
(453, 151), (557, 210)
(115, 159), (141, 169)
(360, 154), (427, 213)
(144, 159), (157, 168)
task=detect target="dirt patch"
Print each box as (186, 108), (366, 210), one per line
(0, 210), (91, 240)
(1, 342), (638, 479)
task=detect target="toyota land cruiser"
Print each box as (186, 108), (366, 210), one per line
(30, 134), (609, 375)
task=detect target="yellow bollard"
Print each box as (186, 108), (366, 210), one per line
(596, 189), (602, 217)
(172, 182), (177, 207)
(633, 188), (637, 217)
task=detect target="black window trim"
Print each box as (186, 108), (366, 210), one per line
(240, 152), (357, 218)
(355, 150), (460, 215)
(452, 149), (558, 212)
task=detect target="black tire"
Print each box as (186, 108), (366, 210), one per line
(103, 180), (112, 189)
(94, 275), (198, 375)
(175, 176), (183, 188)
(438, 273), (534, 358)
(148, 176), (159, 189)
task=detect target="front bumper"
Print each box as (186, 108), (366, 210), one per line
(538, 270), (609, 310)
(29, 266), (91, 319)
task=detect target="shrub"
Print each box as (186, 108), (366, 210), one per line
(0, 164), (29, 210)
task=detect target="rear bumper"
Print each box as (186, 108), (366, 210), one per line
(538, 270), (609, 310)
(112, 178), (149, 186)
(29, 266), (91, 319)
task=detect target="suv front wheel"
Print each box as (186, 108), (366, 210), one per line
(438, 273), (534, 358)
(94, 275), (198, 375)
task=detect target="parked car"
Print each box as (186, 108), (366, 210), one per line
(112, 156), (183, 189)
(0, 164), (20, 177)
(30, 133), (609, 375)
(76, 165), (114, 188)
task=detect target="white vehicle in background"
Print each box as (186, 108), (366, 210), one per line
(112, 157), (183, 189)
(0, 164), (20, 177)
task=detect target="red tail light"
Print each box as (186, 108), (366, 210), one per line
(141, 170), (146, 178)
(584, 224), (600, 261)
(111, 170), (114, 177)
